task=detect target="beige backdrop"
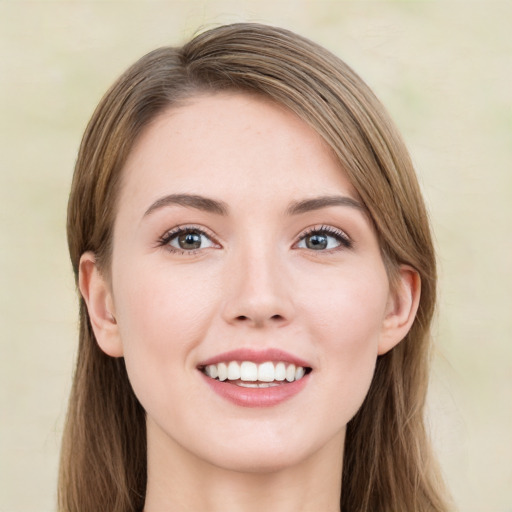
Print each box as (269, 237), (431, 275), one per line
(1, 1), (511, 511)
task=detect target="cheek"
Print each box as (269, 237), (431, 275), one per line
(114, 259), (216, 343)
(301, 266), (388, 348)
(111, 263), (218, 397)
(300, 268), (388, 416)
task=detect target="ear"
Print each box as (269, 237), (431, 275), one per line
(79, 252), (124, 357)
(378, 265), (421, 355)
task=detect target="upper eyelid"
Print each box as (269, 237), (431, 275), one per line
(296, 224), (351, 240)
(162, 224), (215, 237)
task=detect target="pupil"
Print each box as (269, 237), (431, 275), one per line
(306, 234), (327, 250)
(179, 232), (201, 249)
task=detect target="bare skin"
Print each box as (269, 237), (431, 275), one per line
(79, 92), (420, 511)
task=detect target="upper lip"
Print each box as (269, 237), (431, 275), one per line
(198, 348), (312, 369)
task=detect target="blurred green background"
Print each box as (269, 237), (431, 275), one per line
(1, 1), (511, 510)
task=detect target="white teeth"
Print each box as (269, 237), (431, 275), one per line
(217, 362), (228, 381)
(275, 362), (286, 381)
(237, 382), (280, 388)
(240, 361), (258, 381)
(202, 360), (308, 383)
(286, 364), (296, 382)
(258, 361), (275, 382)
(207, 364), (218, 379)
(227, 361), (241, 380)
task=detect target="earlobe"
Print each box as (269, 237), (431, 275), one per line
(79, 252), (124, 357)
(378, 265), (421, 355)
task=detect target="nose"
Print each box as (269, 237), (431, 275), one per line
(221, 246), (295, 329)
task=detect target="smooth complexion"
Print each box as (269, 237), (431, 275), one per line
(79, 92), (420, 512)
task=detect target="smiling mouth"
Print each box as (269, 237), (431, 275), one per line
(199, 361), (312, 387)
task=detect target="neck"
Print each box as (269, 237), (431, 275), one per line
(143, 419), (344, 512)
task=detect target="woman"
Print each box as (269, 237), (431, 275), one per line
(60, 23), (451, 512)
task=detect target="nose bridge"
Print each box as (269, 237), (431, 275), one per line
(222, 239), (293, 327)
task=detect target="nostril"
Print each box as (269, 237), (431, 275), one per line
(234, 314), (285, 324)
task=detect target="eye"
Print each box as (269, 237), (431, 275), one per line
(296, 226), (352, 251)
(159, 226), (218, 253)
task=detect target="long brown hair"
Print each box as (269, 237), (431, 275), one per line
(60, 23), (451, 512)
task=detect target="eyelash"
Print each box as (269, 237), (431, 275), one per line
(296, 225), (353, 251)
(157, 225), (218, 255)
(157, 224), (353, 255)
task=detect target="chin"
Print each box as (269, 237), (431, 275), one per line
(207, 447), (314, 475)
(196, 425), (345, 475)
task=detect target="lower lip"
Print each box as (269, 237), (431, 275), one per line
(200, 372), (310, 408)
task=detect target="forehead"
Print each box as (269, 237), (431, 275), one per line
(118, 92), (358, 212)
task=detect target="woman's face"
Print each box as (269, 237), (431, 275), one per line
(86, 92), (413, 473)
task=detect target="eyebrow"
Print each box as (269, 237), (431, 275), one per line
(143, 193), (365, 218)
(286, 195), (366, 215)
(144, 193), (229, 217)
